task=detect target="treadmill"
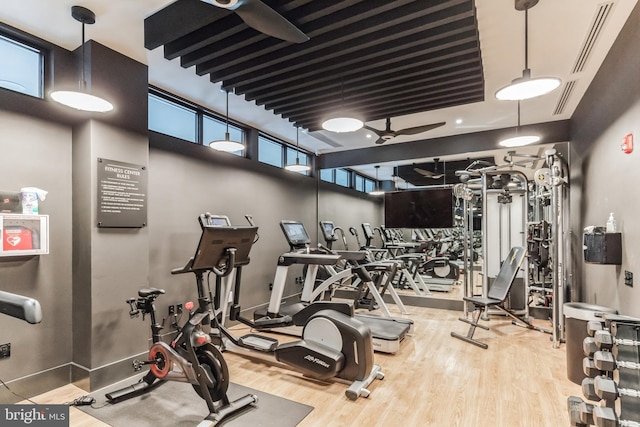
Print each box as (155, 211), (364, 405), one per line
(253, 220), (412, 354)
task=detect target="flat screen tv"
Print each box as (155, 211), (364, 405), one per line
(384, 188), (454, 229)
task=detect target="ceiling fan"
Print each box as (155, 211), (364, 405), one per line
(414, 158), (444, 179)
(201, 0), (309, 43)
(363, 117), (446, 145)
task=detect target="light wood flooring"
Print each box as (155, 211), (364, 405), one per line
(26, 307), (579, 427)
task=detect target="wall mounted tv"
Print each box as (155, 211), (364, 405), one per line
(384, 188), (454, 229)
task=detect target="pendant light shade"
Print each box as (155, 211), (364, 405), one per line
(209, 90), (244, 152)
(369, 165), (385, 196)
(499, 101), (540, 147)
(322, 115), (364, 133)
(285, 126), (311, 172)
(50, 6), (114, 112)
(495, 1), (561, 101)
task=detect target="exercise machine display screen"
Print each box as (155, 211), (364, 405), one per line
(281, 221), (310, 246)
(362, 223), (374, 239)
(320, 221), (335, 241)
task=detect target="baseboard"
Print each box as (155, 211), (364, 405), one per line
(0, 365), (70, 403)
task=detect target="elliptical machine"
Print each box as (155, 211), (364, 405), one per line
(105, 224), (260, 426)
(201, 213), (384, 400)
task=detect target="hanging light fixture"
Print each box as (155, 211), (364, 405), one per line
(209, 90), (244, 152)
(50, 6), (114, 112)
(285, 126), (311, 172)
(321, 79), (363, 133)
(499, 100), (540, 147)
(369, 165), (385, 196)
(495, 0), (561, 101)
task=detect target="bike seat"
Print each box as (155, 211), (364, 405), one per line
(138, 288), (165, 298)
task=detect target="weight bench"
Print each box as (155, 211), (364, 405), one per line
(451, 246), (531, 349)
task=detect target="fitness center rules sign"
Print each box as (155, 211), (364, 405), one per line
(0, 404), (68, 426)
(97, 158), (148, 228)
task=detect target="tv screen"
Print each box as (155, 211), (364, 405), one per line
(384, 188), (454, 229)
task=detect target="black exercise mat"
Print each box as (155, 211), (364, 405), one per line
(78, 376), (313, 426)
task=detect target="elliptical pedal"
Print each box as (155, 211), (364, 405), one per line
(238, 334), (278, 352)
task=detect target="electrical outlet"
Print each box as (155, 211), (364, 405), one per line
(168, 305), (175, 315)
(624, 271), (633, 287)
(0, 343), (11, 359)
(176, 304), (183, 314)
(269, 283), (273, 291)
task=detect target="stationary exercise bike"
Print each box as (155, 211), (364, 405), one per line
(105, 224), (260, 426)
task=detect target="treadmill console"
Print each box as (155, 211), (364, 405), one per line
(319, 220), (337, 243)
(199, 213), (231, 228)
(280, 221), (311, 250)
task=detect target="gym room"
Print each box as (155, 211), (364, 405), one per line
(0, 1), (639, 426)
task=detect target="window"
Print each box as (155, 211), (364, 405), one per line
(335, 169), (351, 188)
(355, 175), (365, 192)
(320, 169), (334, 183)
(258, 135), (283, 167)
(203, 115), (245, 156)
(365, 178), (376, 193)
(148, 93), (197, 142)
(0, 35), (43, 98)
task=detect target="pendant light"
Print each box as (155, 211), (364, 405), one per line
(369, 165), (385, 196)
(499, 101), (540, 147)
(495, 0), (561, 101)
(209, 90), (244, 152)
(50, 6), (114, 112)
(285, 126), (311, 172)
(321, 79), (363, 133)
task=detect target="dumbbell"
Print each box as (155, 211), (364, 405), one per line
(583, 356), (613, 379)
(567, 395), (595, 427)
(595, 330), (640, 351)
(593, 406), (640, 427)
(588, 376), (640, 402)
(584, 336), (600, 357)
(594, 351), (640, 372)
(588, 320), (605, 336)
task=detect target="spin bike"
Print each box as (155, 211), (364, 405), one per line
(106, 224), (260, 426)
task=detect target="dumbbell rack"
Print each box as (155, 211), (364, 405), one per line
(568, 314), (640, 426)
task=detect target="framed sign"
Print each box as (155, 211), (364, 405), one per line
(97, 158), (147, 228)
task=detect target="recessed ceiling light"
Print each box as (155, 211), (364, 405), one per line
(366, 133), (372, 139)
(455, 118), (463, 125)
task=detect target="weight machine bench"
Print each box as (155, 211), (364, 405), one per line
(451, 246), (539, 349)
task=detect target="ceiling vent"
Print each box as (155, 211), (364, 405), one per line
(553, 80), (576, 115)
(571, 1), (614, 74)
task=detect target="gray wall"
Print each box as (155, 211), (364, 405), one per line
(0, 110), (73, 399)
(570, 2), (640, 315)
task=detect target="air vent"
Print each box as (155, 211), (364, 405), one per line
(571, 2), (614, 74)
(553, 80), (576, 115)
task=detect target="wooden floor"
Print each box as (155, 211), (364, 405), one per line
(28, 307), (579, 427)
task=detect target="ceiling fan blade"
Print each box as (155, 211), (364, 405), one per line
(233, 0), (309, 43)
(374, 137), (386, 145)
(362, 124), (382, 136)
(413, 167), (443, 179)
(395, 121), (446, 136)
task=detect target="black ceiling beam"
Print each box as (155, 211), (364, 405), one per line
(199, 0), (470, 78)
(246, 53), (480, 105)
(144, 0), (228, 50)
(237, 42), (480, 103)
(176, 0), (348, 66)
(318, 121), (571, 169)
(268, 67), (481, 114)
(272, 74), (482, 118)
(226, 21), (475, 98)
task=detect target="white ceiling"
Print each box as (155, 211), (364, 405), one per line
(1, 0), (638, 181)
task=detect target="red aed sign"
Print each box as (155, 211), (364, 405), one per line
(3, 227), (34, 251)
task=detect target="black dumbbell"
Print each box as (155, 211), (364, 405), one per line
(584, 336), (600, 357)
(593, 406), (640, 427)
(594, 351), (640, 372)
(567, 395), (594, 427)
(583, 356), (612, 378)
